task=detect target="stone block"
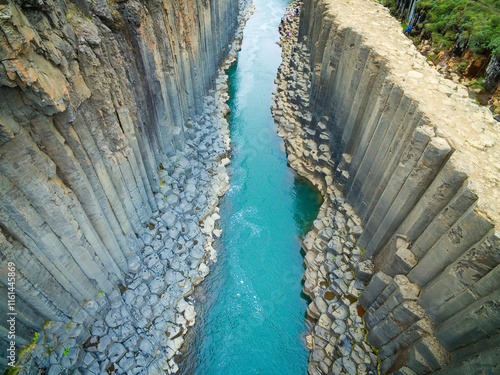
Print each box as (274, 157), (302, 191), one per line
(366, 317), (403, 349)
(379, 354), (397, 374)
(355, 260), (374, 282)
(364, 276), (420, 329)
(359, 271), (392, 308)
(474, 263), (500, 298)
(91, 320), (107, 337)
(359, 125), (435, 258)
(392, 366), (418, 375)
(391, 301), (425, 326)
(413, 336), (450, 371)
(408, 208), (494, 288)
(435, 290), (500, 351)
(407, 346), (433, 374)
(377, 321), (425, 361)
(433, 334), (500, 374)
(382, 243), (418, 277)
(410, 185), (477, 260)
(418, 231), (500, 322)
(107, 342), (126, 363)
(402, 157), (469, 235)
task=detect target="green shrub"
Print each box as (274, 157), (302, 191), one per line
(416, 0), (500, 56)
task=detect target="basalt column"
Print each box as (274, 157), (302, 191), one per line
(274, 0), (500, 373)
(0, 0), (239, 365)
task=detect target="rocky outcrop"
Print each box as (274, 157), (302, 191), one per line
(484, 54), (500, 95)
(0, 0), (251, 372)
(274, 0), (500, 374)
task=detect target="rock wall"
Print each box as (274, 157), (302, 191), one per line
(273, 0), (500, 373)
(0, 0), (245, 371)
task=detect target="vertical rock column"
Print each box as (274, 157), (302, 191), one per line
(0, 0), (240, 365)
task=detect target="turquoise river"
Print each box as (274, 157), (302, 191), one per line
(181, 0), (322, 373)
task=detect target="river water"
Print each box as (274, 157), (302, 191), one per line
(181, 1), (321, 373)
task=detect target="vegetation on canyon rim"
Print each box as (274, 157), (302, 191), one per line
(417, 0), (500, 56)
(383, 0), (500, 57)
(382, 0), (500, 115)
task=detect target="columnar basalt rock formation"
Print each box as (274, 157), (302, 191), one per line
(274, 0), (500, 374)
(0, 0), (252, 372)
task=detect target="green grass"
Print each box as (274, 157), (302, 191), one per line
(3, 368), (20, 375)
(469, 77), (486, 89)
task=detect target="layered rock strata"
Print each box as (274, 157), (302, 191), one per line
(0, 0), (252, 372)
(273, 0), (500, 374)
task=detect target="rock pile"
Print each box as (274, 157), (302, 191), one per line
(302, 205), (380, 375)
(272, 3), (379, 374)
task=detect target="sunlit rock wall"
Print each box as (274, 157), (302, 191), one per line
(293, 0), (499, 373)
(0, 0), (239, 362)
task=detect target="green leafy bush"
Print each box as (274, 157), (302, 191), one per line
(416, 0), (500, 56)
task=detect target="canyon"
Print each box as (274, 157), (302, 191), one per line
(0, 0), (499, 374)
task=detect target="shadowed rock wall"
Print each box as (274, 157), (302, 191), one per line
(0, 0), (239, 363)
(275, 0), (499, 373)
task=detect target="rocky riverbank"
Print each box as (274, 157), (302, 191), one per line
(272, 4), (379, 374)
(13, 2), (255, 374)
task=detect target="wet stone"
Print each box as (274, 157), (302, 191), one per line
(344, 357), (357, 375)
(119, 356), (135, 372)
(135, 283), (150, 297)
(124, 334), (139, 351)
(139, 338), (153, 356)
(97, 335), (112, 353)
(47, 365), (62, 375)
(149, 277), (165, 294)
(123, 290), (135, 305)
(332, 319), (347, 335)
(128, 255), (142, 274)
(83, 301), (100, 315)
(83, 352), (96, 366)
(332, 304), (348, 320)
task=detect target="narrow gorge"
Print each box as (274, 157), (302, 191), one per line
(1, 0), (499, 374)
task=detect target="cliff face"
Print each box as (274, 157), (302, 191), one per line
(0, 0), (241, 369)
(274, 0), (500, 373)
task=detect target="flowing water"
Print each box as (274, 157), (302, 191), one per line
(181, 1), (322, 373)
